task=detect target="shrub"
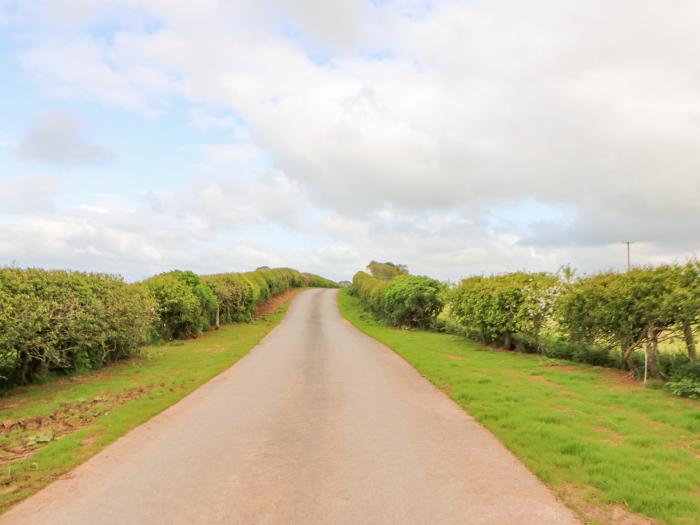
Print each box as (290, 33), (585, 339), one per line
(448, 272), (561, 350)
(351, 271), (389, 314)
(302, 273), (338, 288)
(382, 275), (444, 328)
(0, 268), (155, 384)
(202, 273), (256, 323)
(351, 269), (443, 328)
(203, 268), (308, 324)
(667, 378), (700, 399)
(1, 265), (332, 387)
(143, 272), (210, 340)
(558, 265), (700, 377)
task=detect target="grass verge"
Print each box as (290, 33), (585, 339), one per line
(338, 289), (700, 525)
(0, 290), (299, 513)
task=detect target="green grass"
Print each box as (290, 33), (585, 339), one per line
(338, 289), (700, 525)
(0, 291), (297, 513)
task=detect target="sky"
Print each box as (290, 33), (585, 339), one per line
(0, 0), (699, 282)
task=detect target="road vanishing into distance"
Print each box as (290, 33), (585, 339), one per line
(1, 289), (578, 525)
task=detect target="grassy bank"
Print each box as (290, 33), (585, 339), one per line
(338, 289), (700, 525)
(0, 290), (299, 513)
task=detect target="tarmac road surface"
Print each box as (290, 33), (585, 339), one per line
(1, 289), (579, 525)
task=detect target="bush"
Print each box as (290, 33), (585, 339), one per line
(0, 268), (155, 384)
(351, 269), (444, 328)
(302, 273), (338, 288)
(448, 272), (561, 350)
(351, 271), (389, 314)
(382, 275), (444, 328)
(142, 272), (215, 340)
(1, 265), (333, 387)
(667, 378), (700, 399)
(203, 268), (308, 324)
(670, 361), (700, 382)
(202, 273), (256, 323)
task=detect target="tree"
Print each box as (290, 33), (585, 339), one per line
(367, 261), (408, 280)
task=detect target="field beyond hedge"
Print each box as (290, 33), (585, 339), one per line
(0, 290), (298, 514)
(338, 289), (700, 525)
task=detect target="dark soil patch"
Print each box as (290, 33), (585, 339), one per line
(0, 385), (156, 469)
(254, 289), (298, 319)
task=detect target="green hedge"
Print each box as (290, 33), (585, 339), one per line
(203, 268), (323, 325)
(0, 268), (155, 385)
(142, 270), (217, 339)
(448, 272), (560, 350)
(446, 264), (700, 384)
(351, 269), (444, 328)
(302, 272), (338, 288)
(1, 266), (334, 386)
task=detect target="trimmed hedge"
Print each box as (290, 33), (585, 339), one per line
(445, 264), (700, 386)
(0, 268), (155, 385)
(302, 272), (338, 288)
(1, 266), (335, 386)
(203, 267), (334, 326)
(142, 270), (217, 340)
(351, 269), (444, 328)
(448, 272), (560, 350)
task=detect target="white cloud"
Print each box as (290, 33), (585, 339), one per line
(0, 174), (62, 213)
(19, 112), (113, 165)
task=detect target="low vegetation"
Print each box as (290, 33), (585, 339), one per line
(339, 289), (700, 525)
(351, 261), (444, 328)
(447, 263), (700, 396)
(1, 267), (336, 387)
(351, 260), (700, 398)
(0, 291), (298, 513)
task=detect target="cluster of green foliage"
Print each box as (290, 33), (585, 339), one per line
(558, 263), (700, 382)
(143, 267), (324, 338)
(0, 269), (156, 385)
(366, 260), (408, 280)
(1, 266), (336, 386)
(449, 272), (560, 351)
(667, 362), (700, 399)
(302, 272), (338, 289)
(351, 263), (444, 328)
(142, 270), (219, 339)
(446, 262), (700, 393)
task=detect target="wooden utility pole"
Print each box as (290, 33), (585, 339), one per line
(623, 241), (634, 272)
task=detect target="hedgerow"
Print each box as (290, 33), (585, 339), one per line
(350, 260), (700, 396)
(1, 266), (334, 386)
(351, 265), (444, 328)
(444, 264), (700, 381)
(0, 269), (155, 385)
(142, 271), (216, 340)
(302, 272), (338, 288)
(449, 272), (560, 351)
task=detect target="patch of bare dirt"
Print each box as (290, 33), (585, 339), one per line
(561, 485), (657, 525)
(0, 385), (157, 470)
(598, 369), (639, 387)
(254, 289), (298, 318)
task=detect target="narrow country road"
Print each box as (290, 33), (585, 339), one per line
(1, 289), (579, 525)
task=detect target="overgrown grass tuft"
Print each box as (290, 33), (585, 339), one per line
(339, 289), (700, 525)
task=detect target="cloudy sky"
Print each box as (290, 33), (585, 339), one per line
(1, 0), (698, 282)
